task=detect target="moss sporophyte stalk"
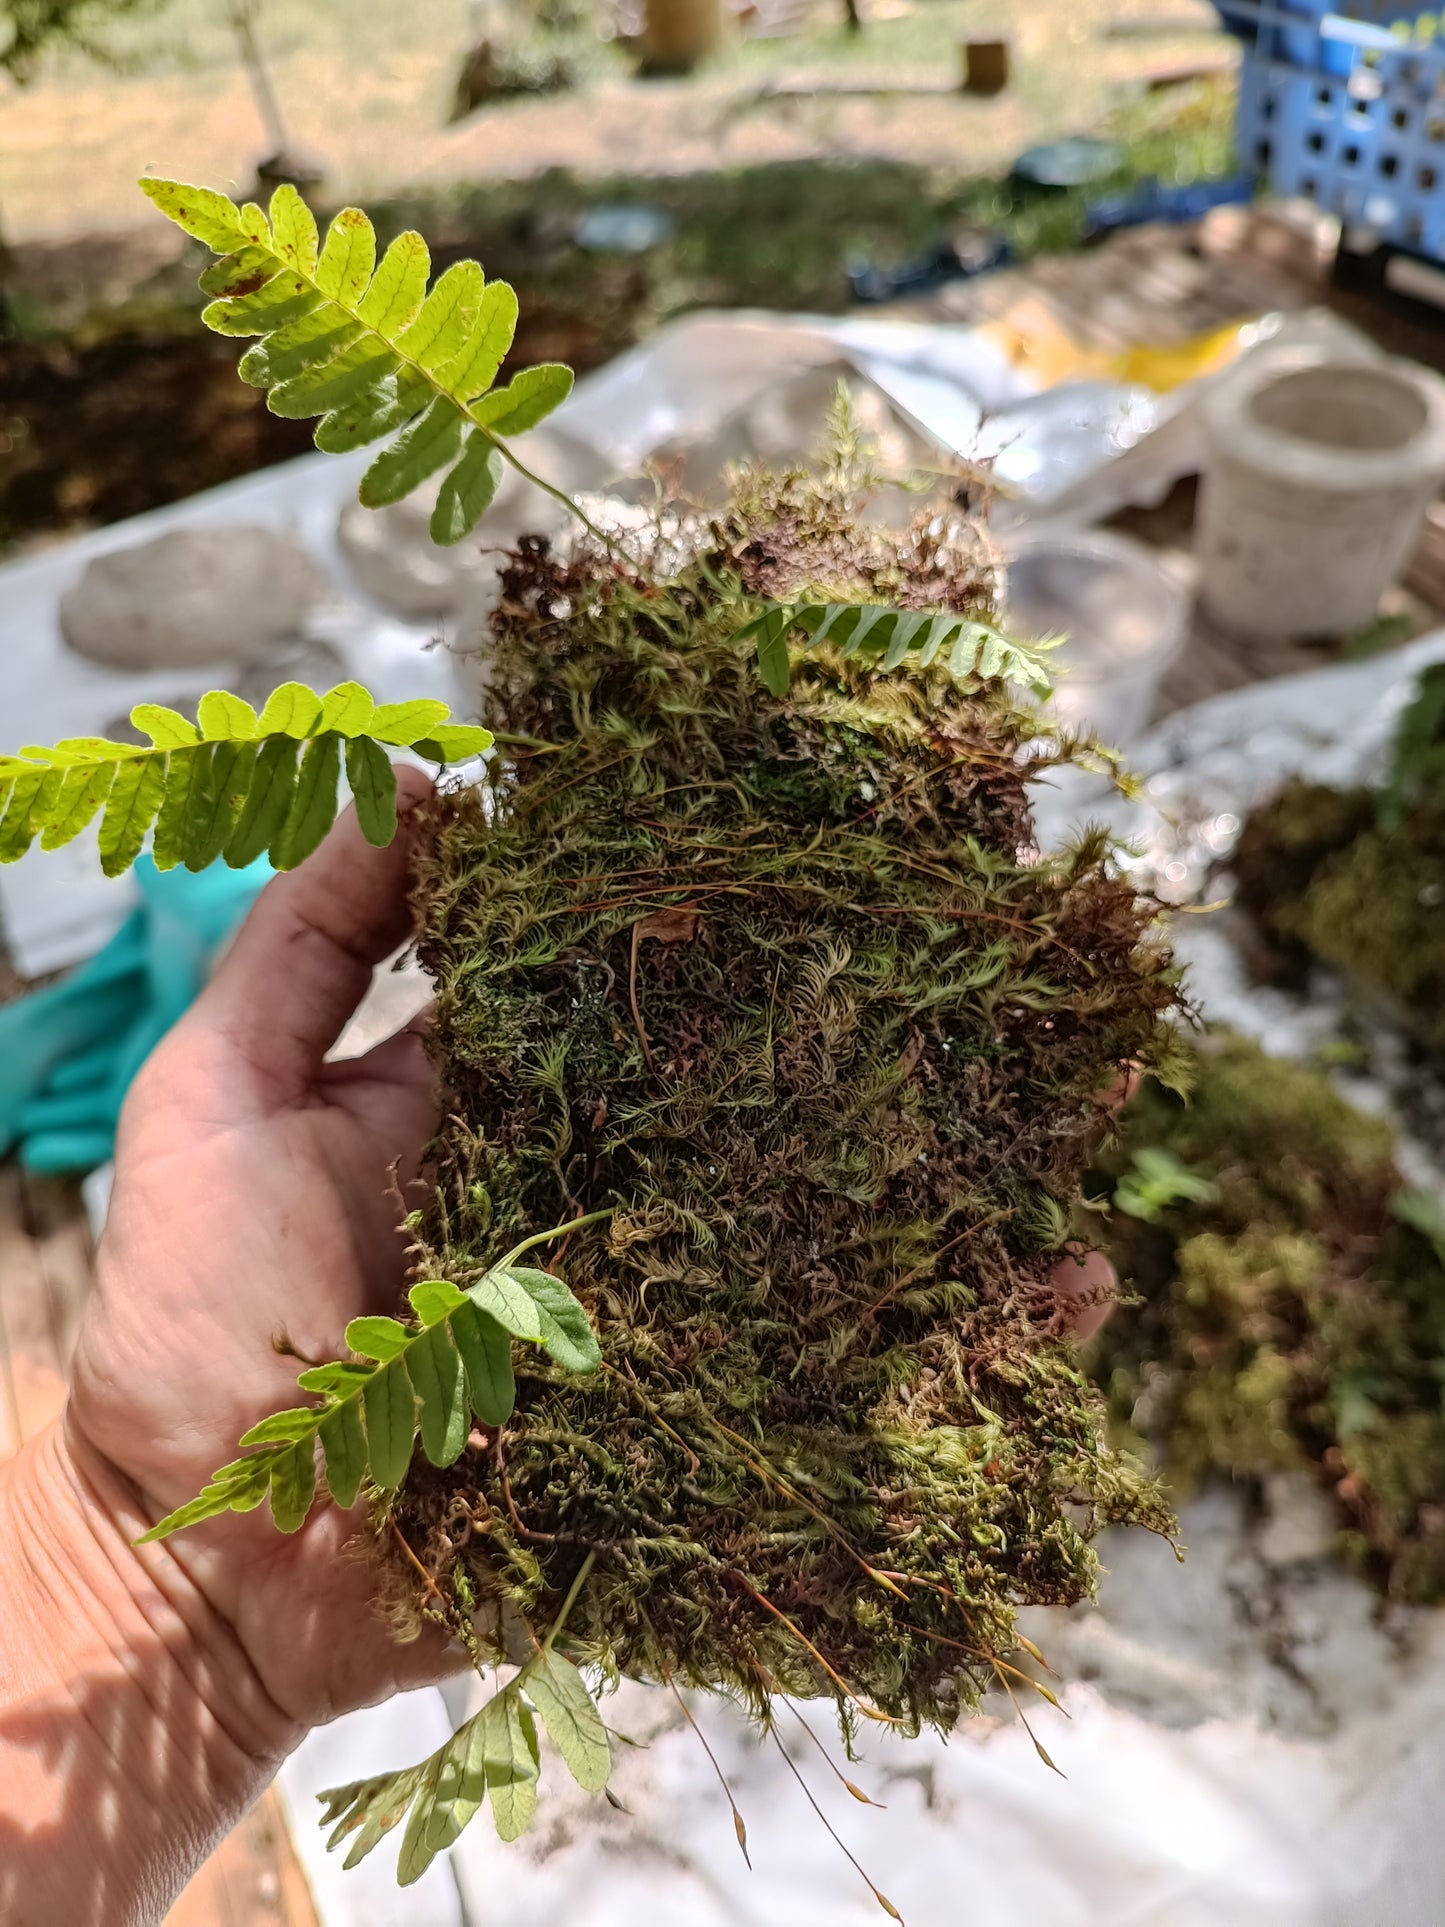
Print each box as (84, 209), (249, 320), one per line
(0, 179), (1190, 1893)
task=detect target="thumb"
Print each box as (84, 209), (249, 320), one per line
(180, 765), (435, 1102)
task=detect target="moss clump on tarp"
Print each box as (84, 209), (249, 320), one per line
(1231, 665), (1445, 1055)
(400, 458), (1184, 1736)
(1093, 1030), (1445, 1602)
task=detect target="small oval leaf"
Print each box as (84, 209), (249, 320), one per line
(345, 1314), (411, 1361)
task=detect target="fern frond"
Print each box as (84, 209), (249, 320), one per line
(735, 602), (1058, 701)
(137, 1259), (600, 1544)
(318, 1581), (609, 1878)
(0, 680), (492, 876)
(140, 178), (572, 546)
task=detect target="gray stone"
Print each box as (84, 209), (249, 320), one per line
(60, 525), (327, 670)
(335, 429), (593, 619)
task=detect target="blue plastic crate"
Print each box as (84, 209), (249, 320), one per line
(1218, 2), (1445, 260)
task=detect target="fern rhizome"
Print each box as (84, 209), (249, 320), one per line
(1, 179), (1189, 1897)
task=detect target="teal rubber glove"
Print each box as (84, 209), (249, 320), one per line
(0, 854), (271, 1173)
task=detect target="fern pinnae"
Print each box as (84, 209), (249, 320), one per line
(0, 681), (492, 877)
(139, 176), (607, 549)
(737, 601), (1058, 701)
(315, 1550), (608, 1879)
(136, 1245), (602, 1544)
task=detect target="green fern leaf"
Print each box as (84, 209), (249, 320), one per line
(343, 737), (397, 850)
(478, 1694), (541, 1843)
(312, 1546), (605, 1878)
(131, 702), (199, 749)
(369, 699), (451, 746)
(270, 339), (399, 420)
(412, 723), (495, 762)
(344, 1314), (412, 1361)
(139, 177), (251, 252)
(198, 690), (259, 740)
(735, 605), (790, 700)
(317, 1400), (368, 1509)
(407, 1279), (468, 1326)
(136, 1245), (599, 1544)
(203, 268), (321, 335)
(738, 602), (1058, 700)
(39, 764), (115, 851)
(363, 1364), (417, 1489)
(184, 739), (257, 871)
(506, 1267), (602, 1375)
(239, 1408), (323, 1446)
(323, 1716), (481, 1882)
(472, 363), (574, 436)
(314, 368), (431, 454)
(431, 435), (503, 548)
(238, 308), (362, 390)
(142, 176), (573, 543)
(521, 1649), (611, 1792)
(400, 260), (483, 371)
(268, 1436), (318, 1533)
(150, 746), (206, 872)
(423, 1720), (487, 1860)
(316, 1643), (593, 1877)
(256, 680), (323, 738)
(315, 204), (376, 304)
(268, 182), (319, 275)
(224, 735), (299, 868)
(449, 1301), (515, 1426)
(317, 682), (375, 737)
(466, 1267), (544, 1341)
(442, 283), (519, 402)
(98, 754), (168, 877)
(270, 731), (341, 870)
(0, 769), (59, 860)
(358, 395), (464, 508)
(358, 232), (431, 334)
(395, 1754), (447, 1886)
(2, 681), (492, 876)
(297, 1360), (375, 1397)
(405, 1322), (469, 1468)
(322, 1760), (433, 1870)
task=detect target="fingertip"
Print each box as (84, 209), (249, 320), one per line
(196, 772), (439, 1089)
(1050, 1246), (1118, 1344)
(396, 762), (437, 815)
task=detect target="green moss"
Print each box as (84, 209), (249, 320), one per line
(396, 455), (1183, 1735)
(1231, 666), (1445, 1055)
(1094, 1030), (1445, 1601)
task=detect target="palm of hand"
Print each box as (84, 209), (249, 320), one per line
(67, 772), (451, 1728)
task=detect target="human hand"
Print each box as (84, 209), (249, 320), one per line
(1047, 1067), (1139, 1343)
(70, 762), (449, 1727)
(0, 767), (449, 1924)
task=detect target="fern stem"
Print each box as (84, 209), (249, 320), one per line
(499, 1207), (616, 1271)
(484, 434), (624, 558)
(542, 1548), (597, 1653)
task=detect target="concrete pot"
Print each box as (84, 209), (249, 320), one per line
(1196, 348), (1445, 641)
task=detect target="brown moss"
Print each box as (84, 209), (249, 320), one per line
(397, 460), (1184, 1736)
(1230, 666), (1445, 1053)
(1094, 1030), (1445, 1602)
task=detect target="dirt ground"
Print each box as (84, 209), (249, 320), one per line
(0, 0), (1227, 242)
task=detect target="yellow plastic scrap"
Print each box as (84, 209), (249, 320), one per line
(979, 296), (1256, 394)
